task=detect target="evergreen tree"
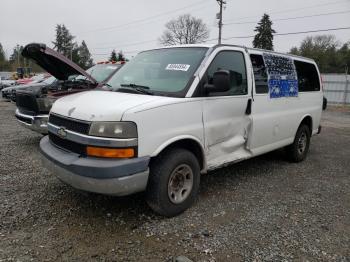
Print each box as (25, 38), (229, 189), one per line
(71, 43), (80, 64)
(0, 43), (9, 71)
(253, 14), (276, 51)
(9, 45), (25, 66)
(117, 50), (125, 61)
(52, 24), (76, 59)
(77, 41), (93, 69)
(109, 50), (117, 62)
(0, 43), (5, 62)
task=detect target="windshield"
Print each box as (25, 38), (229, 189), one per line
(42, 76), (56, 85)
(107, 47), (208, 95)
(75, 64), (120, 83)
(30, 75), (45, 82)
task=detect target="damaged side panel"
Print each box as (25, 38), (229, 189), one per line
(203, 97), (253, 170)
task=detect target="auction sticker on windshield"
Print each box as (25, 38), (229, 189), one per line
(165, 64), (190, 71)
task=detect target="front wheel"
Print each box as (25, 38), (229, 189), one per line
(286, 124), (311, 162)
(146, 148), (200, 217)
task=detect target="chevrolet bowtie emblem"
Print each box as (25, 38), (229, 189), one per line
(57, 127), (67, 139)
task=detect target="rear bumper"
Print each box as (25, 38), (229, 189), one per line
(15, 109), (48, 134)
(40, 136), (150, 196)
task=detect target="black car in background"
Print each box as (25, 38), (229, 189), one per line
(2, 75), (54, 102)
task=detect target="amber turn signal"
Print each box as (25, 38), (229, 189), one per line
(86, 146), (135, 158)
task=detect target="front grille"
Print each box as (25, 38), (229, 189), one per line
(49, 132), (86, 155)
(49, 114), (91, 134)
(15, 114), (32, 125)
(16, 93), (39, 114)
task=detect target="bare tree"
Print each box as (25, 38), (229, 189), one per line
(159, 14), (209, 46)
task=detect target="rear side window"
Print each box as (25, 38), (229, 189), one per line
(294, 60), (320, 92)
(250, 54), (268, 94)
(206, 51), (248, 96)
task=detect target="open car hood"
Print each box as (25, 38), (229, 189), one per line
(22, 43), (97, 84)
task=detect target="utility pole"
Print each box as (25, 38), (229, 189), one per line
(216, 0), (226, 45)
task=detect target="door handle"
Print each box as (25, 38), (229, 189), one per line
(245, 98), (252, 115)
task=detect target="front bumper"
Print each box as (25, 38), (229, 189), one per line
(40, 136), (150, 196)
(1, 91), (11, 100)
(15, 109), (48, 134)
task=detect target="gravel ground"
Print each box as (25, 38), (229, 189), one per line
(0, 100), (349, 261)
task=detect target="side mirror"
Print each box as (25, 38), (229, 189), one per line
(205, 70), (231, 93)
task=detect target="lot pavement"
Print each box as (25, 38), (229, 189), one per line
(0, 100), (349, 261)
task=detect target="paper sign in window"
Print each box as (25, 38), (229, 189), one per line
(263, 53), (298, 98)
(165, 64), (190, 71)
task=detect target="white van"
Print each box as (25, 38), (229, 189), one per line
(40, 44), (323, 217)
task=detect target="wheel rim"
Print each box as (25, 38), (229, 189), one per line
(168, 164), (193, 204)
(297, 132), (307, 154)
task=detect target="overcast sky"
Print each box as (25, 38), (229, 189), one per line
(1, 0), (349, 61)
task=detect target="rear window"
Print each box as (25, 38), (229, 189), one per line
(294, 60), (320, 92)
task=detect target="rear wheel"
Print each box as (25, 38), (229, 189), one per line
(286, 124), (311, 162)
(146, 148), (200, 217)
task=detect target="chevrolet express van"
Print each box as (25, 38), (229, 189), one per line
(40, 44), (323, 217)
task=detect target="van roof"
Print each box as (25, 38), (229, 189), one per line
(150, 44), (315, 63)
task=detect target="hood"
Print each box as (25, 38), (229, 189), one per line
(1, 80), (16, 85)
(22, 43), (97, 84)
(16, 82), (51, 97)
(51, 91), (164, 121)
(3, 82), (46, 92)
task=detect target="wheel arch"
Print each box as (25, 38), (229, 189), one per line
(295, 114), (313, 138)
(299, 115), (313, 132)
(151, 136), (207, 173)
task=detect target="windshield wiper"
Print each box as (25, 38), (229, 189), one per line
(119, 83), (154, 95)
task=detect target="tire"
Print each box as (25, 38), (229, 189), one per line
(286, 124), (311, 162)
(146, 148), (200, 217)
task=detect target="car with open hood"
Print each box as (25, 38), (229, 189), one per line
(15, 43), (122, 134)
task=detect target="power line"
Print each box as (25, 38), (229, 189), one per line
(86, 3), (213, 40)
(79, 0), (210, 34)
(87, 0), (349, 51)
(93, 39), (157, 50)
(225, 0), (349, 23)
(274, 26), (350, 36)
(222, 26), (350, 40)
(90, 26), (350, 59)
(92, 49), (143, 56)
(90, 26), (350, 56)
(224, 10), (350, 25)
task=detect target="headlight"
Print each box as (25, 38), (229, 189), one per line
(37, 98), (55, 112)
(89, 122), (137, 139)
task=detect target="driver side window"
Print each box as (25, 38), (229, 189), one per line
(206, 51), (248, 96)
